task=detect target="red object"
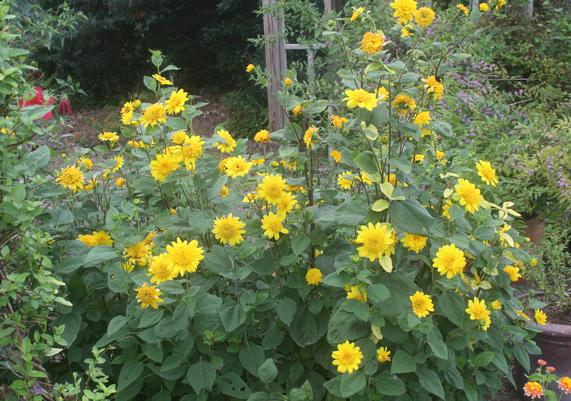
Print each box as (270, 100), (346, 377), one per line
(58, 96), (73, 115)
(538, 359), (547, 366)
(547, 366), (556, 373)
(18, 86), (56, 120)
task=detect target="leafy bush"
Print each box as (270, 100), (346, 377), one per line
(45, 4), (547, 401)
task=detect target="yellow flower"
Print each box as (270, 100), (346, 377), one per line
(56, 165), (84, 192)
(215, 129), (237, 153)
(170, 130), (188, 145)
(77, 230), (113, 247)
(83, 178), (97, 191)
(330, 149), (342, 163)
(254, 129), (271, 143)
(390, 0), (417, 24)
(292, 104), (304, 116)
(330, 114), (348, 129)
(0, 127), (14, 136)
(305, 267), (323, 286)
(112, 155), (124, 172)
(523, 382), (544, 399)
(135, 283), (163, 309)
(455, 179), (484, 214)
(557, 377), (571, 394)
(140, 103), (167, 128)
(284, 77), (293, 87)
(466, 297), (491, 331)
(479, 3), (490, 11)
(280, 159), (297, 171)
(401, 233), (428, 253)
(124, 241), (153, 267)
(355, 222), (396, 261)
(476, 160), (498, 186)
(392, 94), (416, 115)
(414, 111), (431, 126)
(516, 310), (530, 320)
(423, 76), (444, 100)
(121, 101), (136, 125)
(304, 126), (317, 149)
(377, 347), (391, 363)
(252, 158), (264, 166)
(78, 157), (93, 170)
(346, 285), (368, 302)
(350, 6), (365, 21)
(148, 253), (176, 284)
(258, 174), (286, 205)
(534, 309), (547, 325)
(225, 156), (252, 178)
(169, 208), (177, 216)
(277, 192), (297, 215)
(433, 244), (466, 279)
(165, 238), (204, 276)
(359, 172), (374, 185)
(504, 265), (521, 282)
(165, 89), (189, 115)
(152, 74), (172, 86)
(219, 185), (230, 198)
(410, 291), (434, 317)
(377, 87), (389, 101)
(530, 258), (538, 267)
(115, 177), (126, 187)
(212, 214), (246, 246)
(150, 153), (180, 182)
(261, 212), (289, 240)
(345, 89), (378, 111)
(98, 131), (119, 144)
(246, 64), (255, 73)
(457, 3), (470, 15)
(337, 171), (354, 190)
(414, 7), (436, 28)
(181, 135), (205, 163)
(442, 199), (453, 220)
(491, 300), (502, 310)
(495, 0), (507, 9)
(413, 154), (425, 162)
(436, 150), (445, 161)
(122, 260), (134, 272)
(385, 173), (397, 186)
(360, 31), (385, 55)
(332, 341), (363, 374)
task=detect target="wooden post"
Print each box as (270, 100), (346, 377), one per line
(262, 0), (287, 131)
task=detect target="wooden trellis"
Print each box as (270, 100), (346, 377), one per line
(262, 0), (339, 131)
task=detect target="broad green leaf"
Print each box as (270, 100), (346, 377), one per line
(390, 350), (416, 374)
(472, 351), (495, 368)
(84, 246), (118, 267)
(389, 199), (433, 235)
(187, 361), (216, 394)
(117, 361), (144, 392)
(418, 366), (445, 399)
(368, 284), (390, 303)
(107, 315), (128, 336)
(375, 372), (406, 396)
(218, 300), (247, 332)
(239, 343), (265, 376)
(340, 371), (366, 397)
(258, 359), (278, 384)
(276, 297), (297, 326)
(217, 372), (251, 399)
(426, 330), (448, 359)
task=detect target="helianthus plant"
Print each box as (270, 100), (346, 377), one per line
(51, 4), (540, 401)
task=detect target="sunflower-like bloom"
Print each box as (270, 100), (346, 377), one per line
(166, 89), (189, 115)
(215, 129), (237, 153)
(165, 238), (204, 276)
(212, 214), (246, 246)
(355, 222), (396, 261)
(304, 126), (317, 149)
(534, 309), (547, 325)
(246, 64), (255, 73)
(344, 89), (378, 111)
(479, 3), (490, 11)
(257, 174), (286, 205)
(423, 76), (444, 100)
(140, 103), (167, 128)
(77, 230), (113, 247)
(350, 6), (365, 21)
(98, 131), (119, 144)
(124, 240), (153, 267)
(414, 7), (436, 28)
(503, 265), (520, 282)
(360, 31), (385, 55)
(457, 3), (469, 15)
(410, 291), (434, 317)
(346, 286), (368, 302)
(135, 283), (163, 309)
(330, 115), (348, 128)
(337, 171), (354, 190)
(261, 212), (289, 240)
(225, 156), (252, 178)
(455, 178), (484, 213)
(432, 244), (466, 278)
(330, 149), (342, 163)
(148, 253), (176, 284)
(171, 130), (189, 145)
(150, 153), (180, 182)
(56, 165), (84, 192)
(332, 341), (363, 374)
(78, 157), (93, 170)
(254, 129), (271, 143)
(277, 192), (297, 215)
(390, 0), (417, 24)
(414, 111), (431, 126)
(466, 297), (491, 331)
(377, 346), (391, 363)
(305, 267), (323, 286)
(392, 94), (416, 115)
(152, 74), (172, 86)
(476, 160), (498, 186)
(401, 233), (428, 253)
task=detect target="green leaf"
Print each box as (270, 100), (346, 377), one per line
(218, 300), (247, 332)
(289, 305), (328, 347)
(258, 359), (278, 384)
(53, 311), (81, 346)
(327, 302), (369, 343)
(389, 199), (433, 235)
(276, 297), (297, 326)
(26, 145), (51, 171)
(438, 292), (466, 327)
(187, 361), (216, 394)
(139, 310), (164, 329)
(375, 372), (406, 396)
(217, 372), (251, 399)
(292, 234), (311, 255)
(426, 330), (448, 359)
(418, 366), (445, 399)
(107, 315), (128, 336)
(472, 351), (495, 368)
(368, 284), (390, 303)
(117, 361), (144, 392)
(390, 350), (416, 374)
(372, 199), (389, 212)
(84, 246), (118, 267)
(340, 372), (366, 397)
(239, 343), (265, 376)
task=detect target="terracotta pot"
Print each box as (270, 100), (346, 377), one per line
(515, 320), (571, 400)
